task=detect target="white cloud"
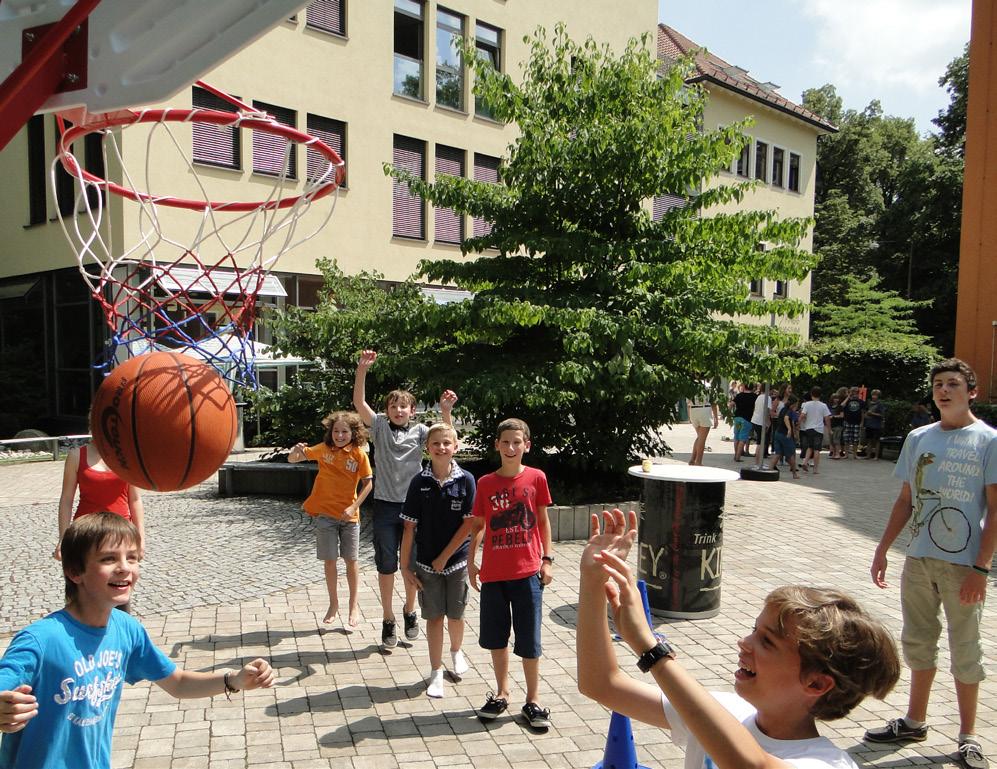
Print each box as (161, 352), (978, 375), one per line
(797, 0), (970, 93)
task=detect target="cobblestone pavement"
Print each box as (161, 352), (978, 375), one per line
(0, 431), (994, 769)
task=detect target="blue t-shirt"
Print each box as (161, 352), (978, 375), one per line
(401, 462), (476, 573)
(895, 420), (997, 566)
(0, 609), (176, 769)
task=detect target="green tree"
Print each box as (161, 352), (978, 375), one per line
(383, 25), (818, 473)
(935, 43), (969, 158)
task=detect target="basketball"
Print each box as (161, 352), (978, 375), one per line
(89, 352), (238, 492)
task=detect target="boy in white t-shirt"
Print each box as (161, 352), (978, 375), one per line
(578, 510), (900, 769)
(799, 387), (832, 474)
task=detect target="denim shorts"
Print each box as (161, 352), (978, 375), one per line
(373, 499), (406, 574)
(478, 574), (544, 658)
(773, 432), (796, 457)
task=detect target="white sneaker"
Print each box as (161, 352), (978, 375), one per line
(426, 667), (445, 698)
(450, 649), (469, 678)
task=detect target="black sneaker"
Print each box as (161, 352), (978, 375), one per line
(521, 702), (551, 729)
(959, 739), (990, 769)
(403, 610), (419, 641)
(476, 692), (508, 720)
(381, 620), (398, 649)
(864, 718), (928, 743)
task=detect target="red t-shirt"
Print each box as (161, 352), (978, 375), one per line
(472, 466), (552, 582)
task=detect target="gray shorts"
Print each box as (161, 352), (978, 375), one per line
(417, 567), (469, 620)
(314, 516), (359, 561)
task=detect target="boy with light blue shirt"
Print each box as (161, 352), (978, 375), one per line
(0, 513), (274, 769)
(868, 359), (997, 769)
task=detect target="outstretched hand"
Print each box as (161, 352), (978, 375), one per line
(440, 389), (458, 413)
(235, 659), (275, 691)
(357, 350), (377, 371)
(0, 686), (37, 733)
(580, 509), (638, 576)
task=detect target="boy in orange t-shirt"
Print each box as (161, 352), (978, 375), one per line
(290, 411), (372, 629)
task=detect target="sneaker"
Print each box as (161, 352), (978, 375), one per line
(959, 739), (990, 769)
(426, 668), (445, 698)
(403, 610), (420, 641)
(476, 692), (508, 720)
(381, 620), (398, 649)
(450, 649), (469, 679)
(864, 718), (928, 743)
(521, 702), (552, 729)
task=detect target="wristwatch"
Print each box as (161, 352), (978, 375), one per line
(636, 639), (677, 673)
(541, 555), (554, 564)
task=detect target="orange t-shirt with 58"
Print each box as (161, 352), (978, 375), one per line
(301, 443), (372, 522)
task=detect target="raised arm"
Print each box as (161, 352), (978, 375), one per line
(155, 658), (275, 699)
(353, 350), (378, 427)
(55, 448), (81, 560)
(440, 389), (458, 426)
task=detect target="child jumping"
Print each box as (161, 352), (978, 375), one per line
(463, 418), (554, 729)
(354, 349), (456, 649)
(400, 423), (476, 698)
(0, 513), (274, 769)
(578, 508), (901, 769)
(289, 410), (373, 629)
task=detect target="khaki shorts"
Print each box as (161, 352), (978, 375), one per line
(314, 516), (359, 561)
(689, 406), (713, 428)
(418, 567), (469, 620)
(901, 556), (985, 683)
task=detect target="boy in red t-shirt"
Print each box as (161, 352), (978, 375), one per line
(463, 418), (554, 729)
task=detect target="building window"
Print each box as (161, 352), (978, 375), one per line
(436, 8), (464, 110)
(434, 144), (464, 243)
(27, 115), (46, 225)
(652, 193), (685, 222)
(788, 152), (801, 192)
(305, 0), (345, 36)
(192, 86), (241, 169)
(754, 141), (768, 183)
(252, 101), (297, 179)
(472, 153), (500, 238)
(771, 147), (784, 188)
(735, 139), (750, 178)
(392, 135), (425, 239)
(394, 0), (424, 99)
(774, 280), (788, 298)
(306, 114), (346, 186)
(475, 22), (501, 118)
(749, 279), (762, 297)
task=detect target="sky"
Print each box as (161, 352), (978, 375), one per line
(658, 0), (971, 135)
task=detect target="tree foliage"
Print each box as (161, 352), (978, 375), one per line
(377, 25), (819, 473)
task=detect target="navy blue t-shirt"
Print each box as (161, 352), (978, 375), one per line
(401, 462), (476, 574)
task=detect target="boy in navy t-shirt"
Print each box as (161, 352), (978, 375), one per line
(0, 513), (274, 769)
(400, 423), (476, 699)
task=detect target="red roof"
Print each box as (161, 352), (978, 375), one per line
(657, 24), (837, 133)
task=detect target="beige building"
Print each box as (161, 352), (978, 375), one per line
(0, 1), (656, 432)
(657, 24), (836, 341)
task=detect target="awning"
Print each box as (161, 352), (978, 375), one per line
(421, 286), (473, 305)
(153, 267), (287, 297)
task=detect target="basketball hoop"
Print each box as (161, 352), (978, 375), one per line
(52, 81), (344, 386)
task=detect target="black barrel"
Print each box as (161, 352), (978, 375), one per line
(637, 478), (725, 619)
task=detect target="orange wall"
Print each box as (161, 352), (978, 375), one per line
(956, 0), (997, 402)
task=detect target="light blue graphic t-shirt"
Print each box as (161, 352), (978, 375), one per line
(895, 420), (997, 566)
(0, 609), (176, 769)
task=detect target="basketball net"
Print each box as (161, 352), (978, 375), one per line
(52, 81), (344, 387)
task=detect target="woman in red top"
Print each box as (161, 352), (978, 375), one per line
(54, 442), (145, 560)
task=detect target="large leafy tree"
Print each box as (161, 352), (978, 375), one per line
(381, 26), (817, 472)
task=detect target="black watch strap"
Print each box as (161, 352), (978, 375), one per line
(636, 640), (676, 673)
(541, 555), (554, 564)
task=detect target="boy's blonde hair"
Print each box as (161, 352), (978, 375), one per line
(496, 417), (531, 441)
(62, 512), (139, 604)
(426, 422), (458, 444)
(321, 411), (369, 448)
(385, 390), (417, 410)
(765, 586), (900, 720)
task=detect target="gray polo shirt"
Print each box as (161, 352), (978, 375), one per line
(371, 414), (429, 503)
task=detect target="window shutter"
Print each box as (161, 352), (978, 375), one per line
(192, 87), (241, 169)
(652, 193), (685, 221)
(434, 145), (463, 244)
(306, 115), (346, 185)
(252, 102), (297, 178)
(393, 135), (425, 239)
(306, 0), (344, 35)
(472, 153), (499, 238)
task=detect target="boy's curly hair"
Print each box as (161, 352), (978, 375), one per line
(321, 411), (369, 448)
(765, 586), (900, 720)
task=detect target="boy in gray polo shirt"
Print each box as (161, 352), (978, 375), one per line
(354, 350), (457, 649)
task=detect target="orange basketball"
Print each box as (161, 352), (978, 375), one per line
(90, 352), (238, 491)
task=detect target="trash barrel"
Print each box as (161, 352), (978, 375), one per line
(628, 464), (739, 619)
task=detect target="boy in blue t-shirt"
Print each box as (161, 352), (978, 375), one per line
(0, 513), (274, 769)
(400, 423), (476, 699)
(868, 359), (997, 769)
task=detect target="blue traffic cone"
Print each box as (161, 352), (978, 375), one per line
(637, 579), (653, 628)
(593, 711), (651, 769)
